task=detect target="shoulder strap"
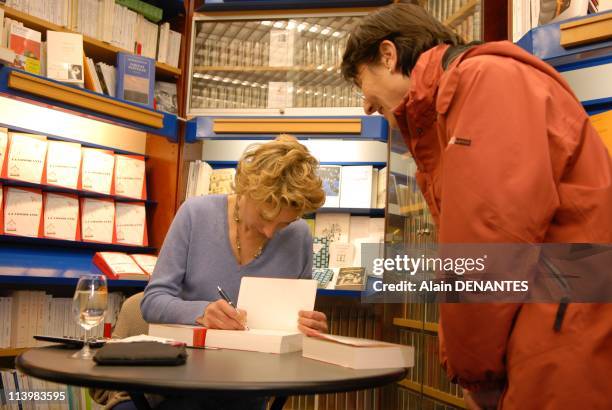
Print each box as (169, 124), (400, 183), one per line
(441, 41), (484, 70)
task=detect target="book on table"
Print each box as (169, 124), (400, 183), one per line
(149, 277), (318, 353)
(302, 334), (414, 370)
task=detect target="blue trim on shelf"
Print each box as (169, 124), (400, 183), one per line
(0, 66), (179, 142)
(0, 243), (151, 288)
(0, 235), (155, 253)
(516, 10), (612, 66)
(316, 289), (361, 297)
(304, 208), (385, 217)
(555, 55), (612, 72)
(185, 116), (388, 143)
(207, 161), (387, 169)
(0, 178), (156, 205)
(582, 97), (612, 115)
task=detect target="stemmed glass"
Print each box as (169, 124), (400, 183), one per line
(71, 274), (108, 359)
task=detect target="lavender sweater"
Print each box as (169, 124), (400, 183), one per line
(141, 195), (313, 325)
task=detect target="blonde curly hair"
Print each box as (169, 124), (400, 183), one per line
(235, 134), (325, 218)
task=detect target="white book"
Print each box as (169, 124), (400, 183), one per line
(157, 22), (169, 63)
(129, 254), (157, 275)
(11, 291), (30, 348)
(169, 30), (181, 67)
(269, 29), (294, 67)
(6, 133), (47, 184)
(328, 242), (354, 269)
(339, 166), (377, 208)
(318, 165), (341, 208)
(93, 252), (147, 280)
(194, 161), (213, 197)
(4, 187), (42, 237)
(43, 193), (79, 241)
(314, 213), (350, 243)
(114, 202), (146, 246)
(376, 166), (387, 209)
(45, 140), (81, 189)
(114, 155), (146, 199)
(80, 148), (114, 194)
(80, 198), (115, 243)
(302, 334), (414, 370)
(46, 31), (84, 85)
(86, 57), (103, 93)
(348, 216), (370, 244)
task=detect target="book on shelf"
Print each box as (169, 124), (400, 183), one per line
(376, 166), (387, 209)
(0, 184), (3, 235)
(339, 165), (378, 208)
(154, 81), (178, 114)
(314, 212), (350, 243)
(130, 253), (157, 275)
(113, 154), (146, 200)
(83, 55), (103, 93)
(80, 197), (115, 243)
(116, 52), (155, 107)
(318, 165), (341, 208)
(334, 267), (366, 291)
(302, 334), (414, 370)
(312, 236), (330, 269)
(79, 147), (114, 195)
(3, 186), (43, 238)
(114, 202), (147, 246)
(93, 251), (149, 280)
(156, 22), (181, 68)
(44, 140), (82, 189)
(312, 268), (335, 288)
(4, 132), (47, 184)
(0, 45), (16, 65)
(150, 277), (317, 354)
(95, 61), (117, 97)
(209, 168), (235, 195)
(8, 23), (41, 75)
(328, 242), (354, 269)
(43, 192), (80, 241)
(46, 31), (84, 86)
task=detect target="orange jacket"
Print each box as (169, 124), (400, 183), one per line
(393, 41), (612, 409)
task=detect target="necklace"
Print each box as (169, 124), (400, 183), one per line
(233, 196), (267, 265)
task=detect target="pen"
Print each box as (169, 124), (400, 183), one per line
(217, 286), (249, 330)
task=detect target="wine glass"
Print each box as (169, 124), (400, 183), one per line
(71, 274), (108, 359)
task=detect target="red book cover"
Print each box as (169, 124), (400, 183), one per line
(80, 197), (115, 244)
(113, 202), (148, 246)
(112, 154), (147, 200)
(42, 192), (80, 241)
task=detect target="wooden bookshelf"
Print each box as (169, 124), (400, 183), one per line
(398, 378), (422, 393)
(0, 5), (181, 80)
(393, 317), (424, 330)
(424, 321), (439, 332)
(423, 385), (467, 409)
(0, 348), (28, 358)
(444, 0), (479, 27)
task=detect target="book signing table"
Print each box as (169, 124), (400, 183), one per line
(16, 346), (408, 410)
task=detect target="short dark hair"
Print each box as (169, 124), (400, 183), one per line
(341, 4), (464, 82)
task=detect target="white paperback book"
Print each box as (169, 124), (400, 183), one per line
(302, 334), (414, 370)
(96, 252), (146, 278)
(45, 140), (81, 189)
(314, 213), (350, 243)
(4, 187), (42, 237)
(81, 198), (115, 243)
(43, 193), (79, 240)
(130, 254), (157, 275)
(81, 148), (114, 194)
(6, 133), (47, 184)
(114, 155), (145, 199)
(46, 31), (84, 85)
(114, 202), (146, 246)
(149, 277), (318, 353)
(339, 166), (378, 208)
(328, 242), (355, 269)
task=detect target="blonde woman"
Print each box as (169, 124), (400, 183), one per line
(142, 134), (328, 335)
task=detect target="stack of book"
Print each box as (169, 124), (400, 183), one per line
(0, 291), (124, 348)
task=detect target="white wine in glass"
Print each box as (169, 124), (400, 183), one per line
(71, 274), (108, 359)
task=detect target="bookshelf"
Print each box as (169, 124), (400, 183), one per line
(0, 4), (181, 80)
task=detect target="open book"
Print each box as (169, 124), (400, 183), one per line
(149, 277), (317, 353)
(302, 334), (414, 369)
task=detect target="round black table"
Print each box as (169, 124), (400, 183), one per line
(16, 346), (407, 409)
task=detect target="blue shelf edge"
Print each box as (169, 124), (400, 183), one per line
(185, 116), (388, 143)
(0, 66), (179, 142)
(0, 275), (148, 288)
(0, 235), (155, 253)
(516, 10), (612, 67)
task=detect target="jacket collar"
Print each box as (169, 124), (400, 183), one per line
(393, 44), (450, 172)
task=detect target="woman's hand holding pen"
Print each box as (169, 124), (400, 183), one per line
(298, 310), (328, 336)
(196, 300), (248, 330)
